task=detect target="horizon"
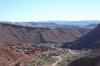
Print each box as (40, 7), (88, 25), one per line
(0, 0), (100, 22)
(0, 20), (100, 22)
(0, 20), (100, 26)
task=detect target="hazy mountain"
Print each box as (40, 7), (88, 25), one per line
(37, 20), (100, 26)
(82, 23), (98, 29)
(34, 20), (100, 25)
(13, 22), (80, 29)
(7, 20), (99, 28)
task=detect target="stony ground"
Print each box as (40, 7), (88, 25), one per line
(22, 48), (91, 66)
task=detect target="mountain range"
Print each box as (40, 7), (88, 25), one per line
(0, 21), (100, 66)
(0, 22), (90, 44)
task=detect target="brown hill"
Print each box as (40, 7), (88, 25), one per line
(64, 24), (100, 49)
(0, 22), (89, 44)
(68, 24), (100, 66)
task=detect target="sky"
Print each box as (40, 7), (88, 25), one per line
(0, 0), (100, 22)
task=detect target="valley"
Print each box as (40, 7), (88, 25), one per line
(0, 22), (99, 66)
(0, 0), (100, 65)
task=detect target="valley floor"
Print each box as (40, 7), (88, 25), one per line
(17, 48), (91, 66)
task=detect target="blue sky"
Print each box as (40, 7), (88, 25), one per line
(0, 0), (100, 22)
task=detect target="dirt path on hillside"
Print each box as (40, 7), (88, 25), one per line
(51, 56), (62, 66)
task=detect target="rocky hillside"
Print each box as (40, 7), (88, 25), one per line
(63, 24), (100, 49)
(0, 39), (56, 66)
(0, 22), (90, 44)
(66, 24), (100, 66)
(68, 48), (100, 66)
(0, 42), (23, 66)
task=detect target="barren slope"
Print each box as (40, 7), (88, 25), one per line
(63, 24), (100, 49)
(0, 42), (23, 66)
(0, 23), (89, 44)
(69, 49), (100, 66)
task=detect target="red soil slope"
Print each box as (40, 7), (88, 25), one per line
(0, 42), (23, 66)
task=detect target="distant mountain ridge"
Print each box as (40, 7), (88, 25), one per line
(13, 22), (79, 29)
(1, 20), (99, 27)
(83, 23), (98, 29)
